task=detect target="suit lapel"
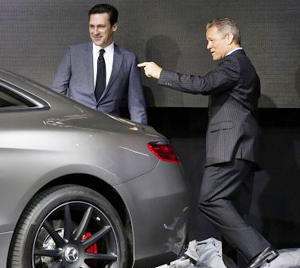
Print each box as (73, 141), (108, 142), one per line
(99, 45), (123, 101)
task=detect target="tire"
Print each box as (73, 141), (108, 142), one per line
(8, 185), (128, 268)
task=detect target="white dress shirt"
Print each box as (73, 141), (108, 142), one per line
(226, 47), (243, 56)
(93, 42), (114, 88)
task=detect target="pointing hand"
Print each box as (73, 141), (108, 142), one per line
(138, 62), (163, 80)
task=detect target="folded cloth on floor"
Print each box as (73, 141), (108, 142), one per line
(156, 238), (227, 268)
(156, 239), (300, 268)
(194, 238), (227, 268)
(261, 248), (300, 268)
(156, 257), (194, 268)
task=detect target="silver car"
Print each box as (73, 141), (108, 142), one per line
(0, 69), (190, 268)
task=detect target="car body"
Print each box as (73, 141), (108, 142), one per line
(0, 68), (190, 268)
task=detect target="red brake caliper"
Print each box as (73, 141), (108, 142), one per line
(83, 232), (98, 254)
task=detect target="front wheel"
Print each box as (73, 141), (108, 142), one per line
(8, 185), (128, 268)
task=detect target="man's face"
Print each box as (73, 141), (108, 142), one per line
(89, 13), (117, 48)
(206, 26), (229, 61)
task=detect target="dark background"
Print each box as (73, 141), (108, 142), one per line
(1, 0), (300, 108)
(1, 0), (300, 252)
(148, 108), (300, 251)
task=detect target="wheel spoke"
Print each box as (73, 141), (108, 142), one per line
(43, 220), (65, 247)
(81, 225), (111, 249)
(85, 252), (117, 261)
(74, 206), (93, 241)
(64, 204), (72, 240)
(35, 249), (60, 258)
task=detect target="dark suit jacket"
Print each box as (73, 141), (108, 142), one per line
(159, 50), (261, 168)
(52, 42), (147, 124)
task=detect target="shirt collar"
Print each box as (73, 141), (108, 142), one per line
(226, 47), (243, 56)
(93, 41), (114, 54)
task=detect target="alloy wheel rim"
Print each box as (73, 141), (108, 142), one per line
(32, 201), (119, 268)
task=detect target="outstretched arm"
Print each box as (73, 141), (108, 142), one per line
(139, 58), (239, 95)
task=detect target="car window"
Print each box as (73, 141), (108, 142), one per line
(0, 85), (49, 112)
(0, 86), (35, 109)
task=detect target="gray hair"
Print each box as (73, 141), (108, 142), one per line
(206, 18), (241, 44)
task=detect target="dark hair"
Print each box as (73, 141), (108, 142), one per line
(88, 4), (118, 26)
(206, 18), (241, 44)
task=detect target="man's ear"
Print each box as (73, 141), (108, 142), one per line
(226, 33), (234, 45)
(112, 23), (118, 32)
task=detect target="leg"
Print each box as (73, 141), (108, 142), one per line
(198, 159), (270, 266)
(222, 237), (239, 268)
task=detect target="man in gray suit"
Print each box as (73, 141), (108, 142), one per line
(139, 18), (278, 268)
(52, 4), (147, 124)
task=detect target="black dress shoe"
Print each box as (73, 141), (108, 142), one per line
(247, 246), (279, 268)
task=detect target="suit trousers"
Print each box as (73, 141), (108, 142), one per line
(198, 159), (270, 267)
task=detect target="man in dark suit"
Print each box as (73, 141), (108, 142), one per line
(139, 18), (278, 268)
(52, 4), (147, 124)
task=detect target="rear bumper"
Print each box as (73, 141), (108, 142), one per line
(115, 160), (190, 267)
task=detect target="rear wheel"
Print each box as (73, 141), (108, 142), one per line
(8, 185), (128, 268)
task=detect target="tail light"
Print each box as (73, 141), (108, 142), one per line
(148, 142), (180, 163)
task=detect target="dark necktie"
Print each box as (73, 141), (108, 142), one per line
(95, 49), (106, 102)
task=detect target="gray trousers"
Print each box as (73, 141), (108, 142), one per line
(198, 159), (270, 267)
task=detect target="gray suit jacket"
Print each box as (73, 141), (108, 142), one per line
(52, 42), (147, 124)
(159, 50), (261, 168)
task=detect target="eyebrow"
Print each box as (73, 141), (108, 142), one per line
(89, 23), (106, 27)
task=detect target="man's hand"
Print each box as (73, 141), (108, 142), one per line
(137, 62), (163, 80)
